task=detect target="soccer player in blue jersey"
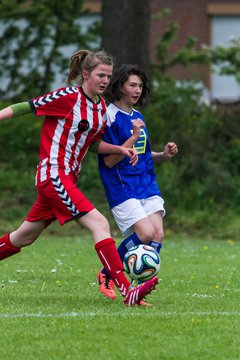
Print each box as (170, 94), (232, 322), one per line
(97, 64), (178, 305)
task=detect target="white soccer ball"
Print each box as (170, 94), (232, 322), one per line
(123, 244), (160, 282)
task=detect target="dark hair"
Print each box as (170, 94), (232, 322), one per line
(105, 64), (150, 106)
(67, 49), (114, 86)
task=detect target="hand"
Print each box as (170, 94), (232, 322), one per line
(163, 142), (178, 159)
(120, 147), (139, 166)
(132, 118), (145, 140)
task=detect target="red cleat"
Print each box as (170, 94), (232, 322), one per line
(123, 276), (158, 306)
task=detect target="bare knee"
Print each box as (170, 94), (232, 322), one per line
(78, 210), (111, 243)
(136, 227), (154, 244)
(135, 225), (164, 244)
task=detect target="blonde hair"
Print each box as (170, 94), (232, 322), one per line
(67, 49), (114, 86)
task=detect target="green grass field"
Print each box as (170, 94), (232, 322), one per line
(0, 235), (239, 360)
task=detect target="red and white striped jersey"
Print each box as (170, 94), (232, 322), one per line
(30, 86), (107, 184)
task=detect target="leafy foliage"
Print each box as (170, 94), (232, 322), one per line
(152, 9), (240, 81)
(143, 77), (240, 236)
(139, 10), (240, 237)
(0, 0), (97, 100)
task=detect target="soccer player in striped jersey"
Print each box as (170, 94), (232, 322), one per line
(0, 50), (158, 306)
(97, 64), (178, 304)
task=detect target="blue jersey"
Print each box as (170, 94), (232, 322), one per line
(98, 103), (161, 209)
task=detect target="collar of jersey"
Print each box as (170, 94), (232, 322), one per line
(80, 86), (100, 104)
(112, 102), (134, 116)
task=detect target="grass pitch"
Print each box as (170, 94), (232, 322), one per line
(0, 235), (239, 360)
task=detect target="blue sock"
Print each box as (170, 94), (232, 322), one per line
(101, 233), (142, 277)
(118, 232), (142, 261)
(149, 241), (162, 255)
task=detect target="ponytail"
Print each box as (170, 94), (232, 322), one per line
(67, 49), (90, 85)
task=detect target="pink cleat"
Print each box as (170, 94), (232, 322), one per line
(123, 276), (158, 306)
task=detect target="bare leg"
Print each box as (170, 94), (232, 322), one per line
(10, 220), (46, 247)
(0, 220), (45, 260)
(76, 208), (111, 244)
(133, 211), (164, 244)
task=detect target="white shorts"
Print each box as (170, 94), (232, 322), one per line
(111, 195), (165, 237)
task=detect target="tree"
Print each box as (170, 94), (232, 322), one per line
(102, 0), (150, 75)
(0, 0), (96, 100)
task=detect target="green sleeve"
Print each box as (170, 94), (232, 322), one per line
(10, 102), (32, 117)
(89, 140), (102, 153)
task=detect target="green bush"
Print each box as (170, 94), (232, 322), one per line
(0, 108), (41, 169)
(142, 78), (240, 238)
(143, 78), (240, 208)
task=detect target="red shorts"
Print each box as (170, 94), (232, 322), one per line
(26, 174), (95, 226)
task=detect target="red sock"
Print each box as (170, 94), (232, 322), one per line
(95, 238), (130, 297)
(0, 233), (21, 261)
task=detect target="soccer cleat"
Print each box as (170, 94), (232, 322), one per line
(130, 280), (153, 306)
(97, 271), (116, 300)
(138, 299), (153, 307)
(123, 276), (158, 306)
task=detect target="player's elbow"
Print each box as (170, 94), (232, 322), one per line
(104, 158), (114, 168)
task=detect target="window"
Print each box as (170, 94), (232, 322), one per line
(208, 3), (240, 101)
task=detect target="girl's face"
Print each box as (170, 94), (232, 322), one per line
(82, 63), (113, 101)
(120, 75), (143, 107)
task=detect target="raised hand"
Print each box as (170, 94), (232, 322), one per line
(163, 142), (178, 158)
(132, 118), (145, 140)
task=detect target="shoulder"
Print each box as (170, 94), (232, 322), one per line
(106, 103), (121, 126)
(132, 107), (144, 119)
(32, 86), (79, 108)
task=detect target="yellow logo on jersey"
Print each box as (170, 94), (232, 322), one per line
(130, 128), (147, 154)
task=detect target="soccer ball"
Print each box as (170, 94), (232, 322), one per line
(123, 244), (160, 282)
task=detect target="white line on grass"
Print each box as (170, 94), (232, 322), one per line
(0, 311), (240, 319)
